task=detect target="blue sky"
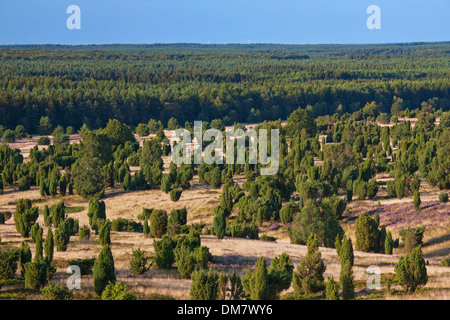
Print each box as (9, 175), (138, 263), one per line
(0, 0), (448, 45)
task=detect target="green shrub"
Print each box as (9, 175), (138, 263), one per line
(18, 242), (32, 277)
(101, 282), (136, 300)
(2, 129), (16, 143)
(170, 189), (183, 202)
(355, 213), (378, 253)
(24, 261), (48, 289)
(153, 235), (175, 269)
(18, 177), (30, 191)
(386, 180), (396, 198)
(169, 207), (187, 226)
(40, 283), (73, 300)
(190, 269), (219, 300)
(79, 225), (91, 241)
(98, 220), (111, 246)
(441, 258), (450, 267)
(14, 198), (39, 237)
(325, 277), (339, 300)
(37, 136), (51, 146)
(439, 193), (448, 203)
(150, 210), (168, 238)
(174, 244), (196, 279)
(111, 218), (143, 233)
(54, 220), (71, 252)
(280, 203), (294, 224)
(50, 201), (66, 228)
(67, 258), (95, 276)
(195, 246), (211, 269)
(395, 246), (427, 294)
(0, 249), (19, 280)
(129, 248), (150, 275)
(259, 234), (277, 242)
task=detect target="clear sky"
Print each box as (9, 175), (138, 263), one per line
(0, 0), (448, 45)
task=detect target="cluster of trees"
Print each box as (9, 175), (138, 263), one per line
(0, 43), (448, 133)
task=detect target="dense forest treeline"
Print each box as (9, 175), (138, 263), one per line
(0, 42), (449, 132)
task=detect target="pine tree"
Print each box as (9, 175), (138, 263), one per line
(293, 233), (326, 294)
(44, 227), (54, 262)
(93, 245), (116, 296)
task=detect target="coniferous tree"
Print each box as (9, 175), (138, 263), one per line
(355, 213), (378, 252)
(218, 272), (228, 300)
(34, 227), (44, 262)
(93, 245), (116, 296)
(14, 199), (39, 238)
(44, 227), (54, 262)
(325, 277), (340, 300)
(385, 231), (394, 255)
(413, 191), (421, 210)
(143, 217), (149, 235)
(340, 260), (355, 300)
(229, 271), (244, 300)
(243, 257), (270, 300)
(150, 210), (168, 238)
(293, 233), (326, 294)
(18, 242), (32, 277)
(189, 269), (219, 300)
(54, 220), (71, 252)
(129, 248), (150, 275)
(174, 244), (195, 279)
(220, 183), (233, 216)
(213, 210), (226, 240)
(99, 220), (111, 246)
(43, 205), (51, 227)
(153, 236), (175, 269)
(394, 246), (427, 294)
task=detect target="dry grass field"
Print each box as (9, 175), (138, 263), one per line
(0, 119), (449, 300)
(1, 174), (449, 300)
